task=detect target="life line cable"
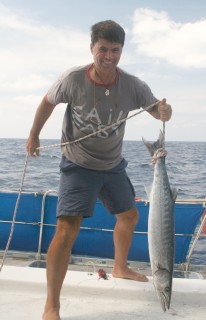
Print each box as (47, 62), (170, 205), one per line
(0, 101), (159, 271)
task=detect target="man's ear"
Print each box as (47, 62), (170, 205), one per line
(90, 43), (93, 53)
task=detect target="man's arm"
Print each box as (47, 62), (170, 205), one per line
(26, 96), (56, 156)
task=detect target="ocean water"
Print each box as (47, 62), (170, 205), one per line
(0, 138), (206, 264)
(0, 138), (206, 199)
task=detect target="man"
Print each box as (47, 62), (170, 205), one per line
(26, 20), (172, 320)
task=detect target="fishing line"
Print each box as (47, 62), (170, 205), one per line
(0, 101), (159, 271)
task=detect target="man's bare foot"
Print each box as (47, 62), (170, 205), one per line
(112, 267), (148, 282)
(42, 309), (60, 320)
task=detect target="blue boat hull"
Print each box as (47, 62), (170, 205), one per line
(0, 192), (204, 263)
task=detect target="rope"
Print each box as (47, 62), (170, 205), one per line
(0, 153), (29, 272)
(0, 101), (159, 271)
(37, 101), (159, 151)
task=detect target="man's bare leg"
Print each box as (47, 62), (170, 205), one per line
(112, 207), (148, 282)
(42, 216), (82, 320)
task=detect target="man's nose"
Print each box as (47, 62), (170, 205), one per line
(104, 49), (114, 59)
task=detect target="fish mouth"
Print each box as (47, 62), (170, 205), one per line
(158, 291), (171, 312)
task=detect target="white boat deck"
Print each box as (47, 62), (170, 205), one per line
(0, 265), (206, 320)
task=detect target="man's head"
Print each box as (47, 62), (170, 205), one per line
(91, 20), (125, 47)
(90, 21), (125, 73)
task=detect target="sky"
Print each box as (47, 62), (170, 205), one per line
(0, 0), (206, 141)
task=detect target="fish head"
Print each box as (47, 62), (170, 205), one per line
(153, 269), (172, 312)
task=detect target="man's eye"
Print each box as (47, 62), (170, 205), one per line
(112, 49), (120, 53)
(99, 48), (107, 53)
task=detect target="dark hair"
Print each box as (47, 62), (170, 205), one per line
(91, 20), (125, 47)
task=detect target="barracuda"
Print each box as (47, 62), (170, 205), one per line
(142, 131), (178, 312)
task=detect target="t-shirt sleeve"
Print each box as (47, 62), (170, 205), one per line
(136, 79), (158, 109)
(46, 70), (72, 106)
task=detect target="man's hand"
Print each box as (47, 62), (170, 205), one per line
(26, 136), (40, 157)
(158, 98), (172, 122)
(25, 96), (56, 156)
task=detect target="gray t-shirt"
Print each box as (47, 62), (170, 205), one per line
(46, 64), (157, 170)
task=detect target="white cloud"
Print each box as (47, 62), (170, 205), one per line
(1, 75), (52, 93)
(0, 3), (90, 78)
(0, 3), (205, 141)
(0, 3), (91, 140)
(131, 8), (206, 68)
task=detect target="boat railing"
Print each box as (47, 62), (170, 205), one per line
(35, 190), (58, 261)
(0, 190), (206, 270)
(185, 200), (206, 271)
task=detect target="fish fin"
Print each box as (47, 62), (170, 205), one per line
(142, 130), (164, 156)
(171, 187), (178, 202)
(144, 185), (152, 199)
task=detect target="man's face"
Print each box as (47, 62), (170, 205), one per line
(90, 39), (123, 72)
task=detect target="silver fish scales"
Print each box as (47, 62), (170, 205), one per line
(142, 130), (178, 312)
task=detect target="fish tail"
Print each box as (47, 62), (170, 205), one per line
(142, 130), (164, 157)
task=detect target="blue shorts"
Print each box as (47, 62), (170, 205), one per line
(57, 160), (136, 218)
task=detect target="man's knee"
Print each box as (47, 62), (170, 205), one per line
(55, 215), (82, 246)
(116, 207), (139, 226)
